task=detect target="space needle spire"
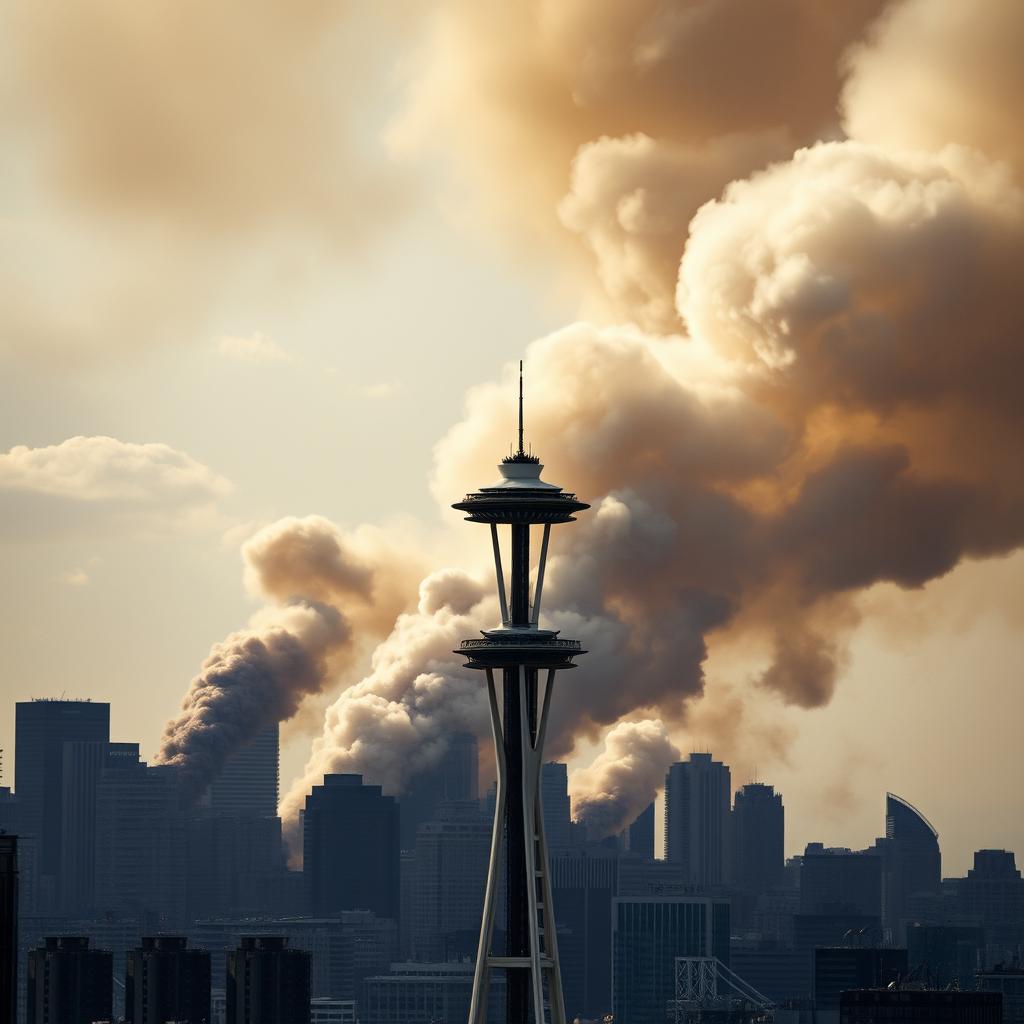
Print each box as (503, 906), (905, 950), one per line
(453, 362), (589, 1024)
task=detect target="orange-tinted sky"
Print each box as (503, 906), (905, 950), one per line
(2, 0), (1022, 874)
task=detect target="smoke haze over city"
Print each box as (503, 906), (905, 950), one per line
(2, 0), (1023, 880)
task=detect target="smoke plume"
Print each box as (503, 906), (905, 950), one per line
(156, 515), (421, 801)
(570, 720), (680, 839)
(159, 0), (1024, 837)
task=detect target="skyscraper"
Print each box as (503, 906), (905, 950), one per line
(399, 732), (479, 849)
(226, 936), (310, 1024)
(731, 782), (784, 929)
(27, 936), (113, 1024)
(875, 793), (940, 942)
(0, 835), (16, 1024)
(14, 700), (109, 909)
(59, 739), (107, 915)
(549, 845), (619, 1020)
(125, 936), (211, 1024)
(541, 763), (572, 849)
(303, 774), (400, 921)
(612, 895), (730, 1024)
(94, 745), (187, 924)
(664, 753), (731, 888)
(411, 802), (490, 961)
(206, 725), (280, 818)
(453, 366), (589, 1024)
(625, 802), (655, 860)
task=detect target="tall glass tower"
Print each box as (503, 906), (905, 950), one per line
(453, 364), (588, 1024)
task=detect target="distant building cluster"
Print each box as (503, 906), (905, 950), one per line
(1, 699), (1022, 1023)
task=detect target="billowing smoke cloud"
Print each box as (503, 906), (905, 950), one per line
(158, 601), (349, 803)
(400, 0), (888, 326)
(161, 0), (1024, 836)
(156, 515), (422, 801)
(570, 720), (680, 839)
(279, 570), (490, 815)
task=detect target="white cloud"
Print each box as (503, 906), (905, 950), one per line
(0, 436), (232, 539)
(217, 333), (292, 364)
(60, 567), (90, 587)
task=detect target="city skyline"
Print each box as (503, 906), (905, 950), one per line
(2, 0), (1024, 891)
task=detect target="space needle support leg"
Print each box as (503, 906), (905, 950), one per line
(535, 669), (566, 1024)
(490, 524), (511, 626)
(519, 664), (546, 1022)
(470, 667), (506, 1024)
(531, 524), (551, 626)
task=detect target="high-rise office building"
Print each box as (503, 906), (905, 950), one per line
(0, 835), (16, 1024)
(27, 936), (112, 1024)
(549, 845), (619, 1021)
(800, 843), (883, 917)
(206, 725), (280, 818)
(363, 962), (505, 1024)
(411, 802), (490, 961)
(839, 988), (1002, 1023)
(125, 936), (211, 1024)
(732, 783), (785, 929)
(303, 775), (399, 921)
(624, 802), (655, 860)
(94, 745), (187, 924)
(664, 753), (731, 888)
(976, 965), (1024, 1024)
(59, 739), (107, 915)
(813, 947), (907, 1014)
(612, 895), (730, 1024)
(398, 733), (478, 849)
(874, 793), (941, 942)
(226, 936), (310, 1024)
(541, 763), (572, 849)
(14, 700), (110, 909)
(906, 924), (984, 991)
(186, 813), (284, 919)
(953, 849), (1024, 959)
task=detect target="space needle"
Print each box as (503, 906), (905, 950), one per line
(453, 362), (589, 1024)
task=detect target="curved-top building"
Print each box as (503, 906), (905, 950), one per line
(880, 793), (941, 943)
(886, 793), (939, 845)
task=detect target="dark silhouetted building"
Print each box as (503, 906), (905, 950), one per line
(801, 843), (882, 917)
(303, 775), (399, 922)
(612, 895), (730, 1024)
(27, 936), (112, 1024)
(363, 962), (505, 1024)
(541, 763), (572, 849)
(398, 734), (478, 848)
(875, 794), (941, 942)
(814, 947), (908, 1015)
(186, 813), (284, 919)
(227, 936), (310, 1024)
(664, 753), (731, 888)
(839, 988), (1002, 1023)
(550, 845), (619, 1020)
(94, 745), (187, 924)
(205, 725), (279, 818)
(125, 936), (210, 1024)
(732, 782), (785, 930)
(0, 835), (16, 1024)
(411, 802), (489, 960)
(625, 802), (655, 860)
(953, 850), (1024, 960)
(977, 965), (1024, 1024)
(15, 700), (109, 910)
(906, 924), (984, 990)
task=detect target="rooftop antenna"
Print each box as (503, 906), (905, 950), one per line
(518, 359), (525, 456)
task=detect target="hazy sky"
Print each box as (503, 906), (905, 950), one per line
(2, 0), (1022, 875)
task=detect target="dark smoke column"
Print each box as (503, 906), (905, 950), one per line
(454, 364), (588, 1024)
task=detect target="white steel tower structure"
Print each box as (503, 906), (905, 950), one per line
(453, 364), (588, 1024)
